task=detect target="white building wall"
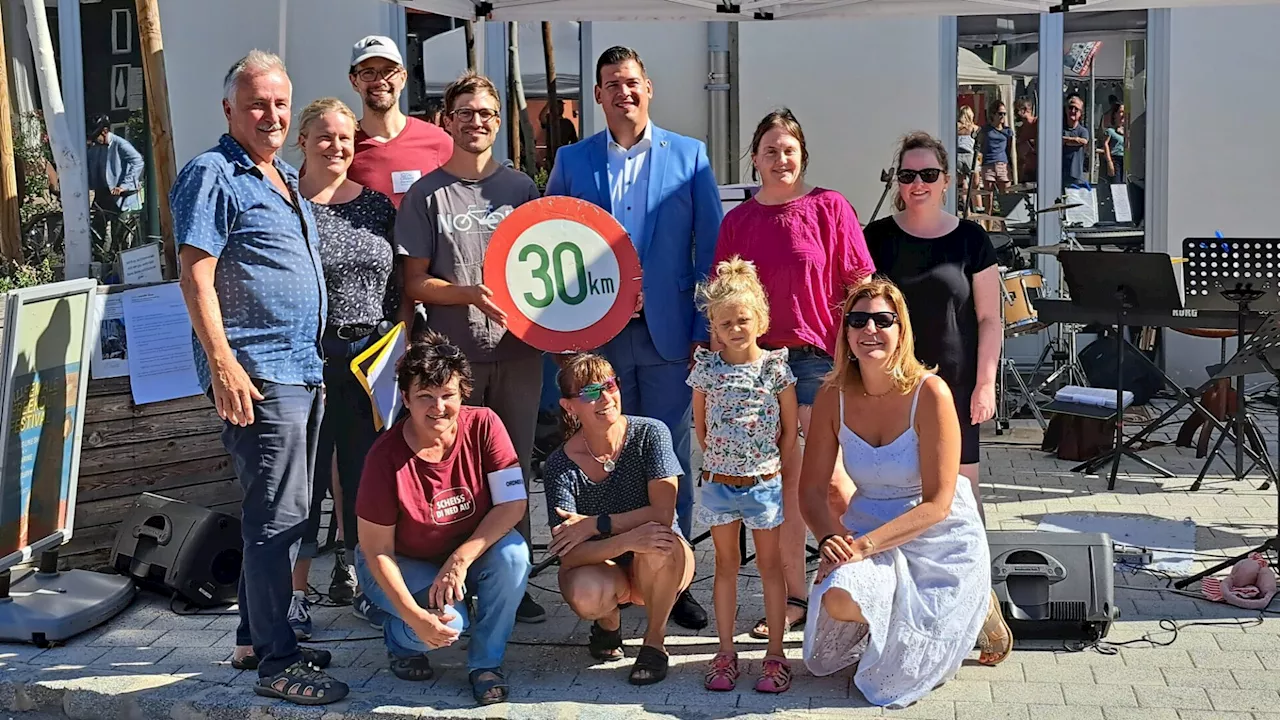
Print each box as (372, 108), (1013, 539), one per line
(1157, 5), (1280, 386)
(738, 18), (944, 215)
(161, 0), (394, 167)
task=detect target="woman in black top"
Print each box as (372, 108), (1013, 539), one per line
(292, 97), (401, 629)
(864, 132), (1002, 521)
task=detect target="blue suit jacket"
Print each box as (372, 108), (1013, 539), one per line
(89, 132), (145, 212)
(546, 125), (722, 362)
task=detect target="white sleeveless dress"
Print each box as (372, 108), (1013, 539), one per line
(802, 375), (991, 708)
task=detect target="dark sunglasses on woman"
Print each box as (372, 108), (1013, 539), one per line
(575, 377), (619, 402)
(846, 311), (899, 330)
(896, 168), (943, 185)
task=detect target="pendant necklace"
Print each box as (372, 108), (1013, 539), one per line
(587, 436), (618, 472)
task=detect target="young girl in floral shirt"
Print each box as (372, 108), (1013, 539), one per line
(689, 257), (799, 693)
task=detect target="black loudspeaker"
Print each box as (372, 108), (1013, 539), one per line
(110, 492), (242, 607)
(988, 530), (1119, 645)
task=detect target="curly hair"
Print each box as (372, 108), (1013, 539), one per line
(396, 331), (473, 399)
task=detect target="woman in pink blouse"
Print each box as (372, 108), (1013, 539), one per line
(712, 109), (876, 639)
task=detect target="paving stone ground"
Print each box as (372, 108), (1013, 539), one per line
(3, 398), (1280, 719)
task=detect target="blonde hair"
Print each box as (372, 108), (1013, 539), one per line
(827, 277), (932, 395)
(556, 353), (617, 439)
(697, 256), (771, 337)
(295, 97), (357, 147)
(958, 106), (976, 133)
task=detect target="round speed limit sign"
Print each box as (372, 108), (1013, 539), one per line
(484, 196), (642, 353)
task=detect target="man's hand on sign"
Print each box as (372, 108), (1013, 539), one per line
(467, 284), (508, 326)
(211, 353), (263, 427)
(631, 291), (644, 319)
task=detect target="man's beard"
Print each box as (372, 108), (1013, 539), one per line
(364, 92), (396, 113)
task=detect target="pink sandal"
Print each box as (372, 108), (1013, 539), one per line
(754, 656), (792, 693)
(704, 652), (739, 691)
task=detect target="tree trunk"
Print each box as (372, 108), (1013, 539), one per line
(135, 0), (178, 278)
(23, 0), (89, 278)
(506, 23), (520, 170)
(541, 21), (558, 172)
(506, 23), (536, 175)
(0, 5), (22, 262)
(464, 20), (476, 72)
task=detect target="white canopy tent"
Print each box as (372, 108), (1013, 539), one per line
(401, 0), (1280, 20)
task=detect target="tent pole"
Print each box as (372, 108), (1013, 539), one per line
(706, 21), (730, 184)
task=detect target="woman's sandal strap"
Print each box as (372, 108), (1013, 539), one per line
(469, 668), (509, 705)
(785, 596), (809, 611)
(628, 645), (669, 685)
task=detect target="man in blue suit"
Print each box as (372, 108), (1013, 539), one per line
(546, 46), (721, 630)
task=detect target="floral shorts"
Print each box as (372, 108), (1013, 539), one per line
(697, 474), (784, 530)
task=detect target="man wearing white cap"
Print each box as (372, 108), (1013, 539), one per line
(347, 35), (453, 207)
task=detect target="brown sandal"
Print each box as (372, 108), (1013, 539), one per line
(749, 597), (807, 639)
(977, 590), (1013, 666)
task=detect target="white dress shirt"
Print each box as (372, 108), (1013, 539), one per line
(606, 123), (653, 248)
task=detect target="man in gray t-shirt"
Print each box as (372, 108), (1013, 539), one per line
(395, 72), (547, 623)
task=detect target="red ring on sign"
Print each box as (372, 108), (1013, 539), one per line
(484, 196), (642, 353)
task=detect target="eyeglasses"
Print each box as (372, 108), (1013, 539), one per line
(354, 66), (401, 83)
(896, 168), (943, 185)
(449, 108), (499, 124)
(575, 377), (619, 402)
(846, 311), (899, 330)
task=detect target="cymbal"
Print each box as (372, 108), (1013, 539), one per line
(1036, 201), (1084, 214)
(964, 213), (1005, 223)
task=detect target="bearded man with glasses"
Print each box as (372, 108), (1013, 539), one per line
(395, 72), (548, 625)
(346, 35), (453, 207)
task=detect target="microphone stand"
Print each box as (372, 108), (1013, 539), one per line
(869, 168), (894, 223)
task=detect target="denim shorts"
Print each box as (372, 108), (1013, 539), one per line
(697, 474), (784, 530)
(787, 346), (834, 406)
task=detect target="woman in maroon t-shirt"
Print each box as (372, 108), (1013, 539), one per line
(354, 333), (530, 706)
(713, 109), (876, 640)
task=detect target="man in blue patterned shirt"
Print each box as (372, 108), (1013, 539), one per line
(172, 50), (346, 706)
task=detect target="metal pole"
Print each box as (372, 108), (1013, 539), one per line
(706, 22), (730, 184)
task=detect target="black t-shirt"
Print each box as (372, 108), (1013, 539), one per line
(864, 217), (997, 391)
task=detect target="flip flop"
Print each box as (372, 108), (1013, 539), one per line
(628, 645), (669, 685)
(469, 668), (510, 706)
(750, 596), (808, 639)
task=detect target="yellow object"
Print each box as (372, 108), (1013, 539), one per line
(350, 322), (407, 431)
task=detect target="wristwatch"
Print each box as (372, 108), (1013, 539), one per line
(596, 513), (612, 536)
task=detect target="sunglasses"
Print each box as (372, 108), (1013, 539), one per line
(896, 168), (943, 185)
(575, 377), (619, 402)
(846, 311), (899, 330)
(426, 343), (461, 359)
(449, 108), (499, 123)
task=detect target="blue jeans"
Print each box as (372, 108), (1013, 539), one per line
(354, 530), (530, 671)
(220, 381), (322, 677)
(601, 318), (694, 538)
(785, 346), (834, 407)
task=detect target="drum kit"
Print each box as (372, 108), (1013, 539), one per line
(993, 199), (1090, 433)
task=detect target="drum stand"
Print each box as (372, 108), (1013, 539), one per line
(1027, 224), (1090, 397)
(996, 286), (1048, 433)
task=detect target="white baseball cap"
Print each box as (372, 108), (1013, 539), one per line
(350, 35), (404, 69)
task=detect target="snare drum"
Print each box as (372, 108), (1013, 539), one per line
(1001, 268), (1045, 336)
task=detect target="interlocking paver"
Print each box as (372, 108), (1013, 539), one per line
(1103, 710), (1179, 720)
(1027, 707), (1104, 720)
(1205, 687), (1280, 712)
(954, 701), (1030, 720)
(1161, 667), (1239, 688)
(1132, 684), (1212, 709)
(1061, 683), (1138, 707)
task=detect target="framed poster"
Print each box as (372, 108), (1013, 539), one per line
(0, 278), (98, 570)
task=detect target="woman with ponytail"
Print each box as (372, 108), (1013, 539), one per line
(541, 354), (695, 687)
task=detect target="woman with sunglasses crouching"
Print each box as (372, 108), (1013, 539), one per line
(353, 333), (530, 706)
(542, 354), (695, 686)
(798, 278), (1011, 709)
(864, 132), (1003, 524)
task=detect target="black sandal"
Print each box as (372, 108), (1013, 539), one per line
(749, 596), (808, 640)
(628, 645), (669, 686)
(232, 646), (332, 671)
(388, 652), (434, 681)
(589, 621), (625, 661)
(469, 668), (509, 706)
(254, 661), (349, 706)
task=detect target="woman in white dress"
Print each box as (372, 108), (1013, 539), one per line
(798, 277), (1012, 708)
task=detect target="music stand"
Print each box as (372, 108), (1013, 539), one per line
(1057, 251), (1183, 488)
(1183, 238), (1280, 490)
(1173, 313), (1280, 589)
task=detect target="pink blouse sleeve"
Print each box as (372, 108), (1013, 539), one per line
(834, 195), (876, 286)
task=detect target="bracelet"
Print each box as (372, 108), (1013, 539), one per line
(863, 535), (877, 553)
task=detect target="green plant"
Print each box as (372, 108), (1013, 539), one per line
(13, 111), (59, 228)
(0, 255), (58, 293)
(126, 109), (148, 151)
(533, 166), (549, 192)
